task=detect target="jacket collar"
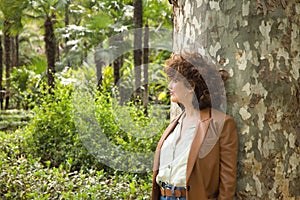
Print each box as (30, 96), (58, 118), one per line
(186, 108), (211, 182)
(153, 108), (211, 173)
(153, 112), (184, 172)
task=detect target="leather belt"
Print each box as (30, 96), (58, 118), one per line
(160, 187), (186, 198)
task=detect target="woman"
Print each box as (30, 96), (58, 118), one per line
(151, 54), (238, 200)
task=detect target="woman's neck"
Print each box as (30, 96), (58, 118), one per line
(184, 105), (200, 119)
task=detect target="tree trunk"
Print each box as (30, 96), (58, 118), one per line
(112, 34), (123, 87)
(133, 0), (143, 99)
(94, 47), (105, 91)
(15, 35), (19, 67)
(65, 0), (70, 67)
(171, 0), (300, 199)
(0, 36), (3, 110)
(4, 20), (11, 109)
(44, 15), (56, 90)
(143, 24), (149, 115)
(113, 56), (122, 86)
(11, 36), (16, 67)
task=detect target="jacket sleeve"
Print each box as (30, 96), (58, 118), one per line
(218, 116), (238, 200)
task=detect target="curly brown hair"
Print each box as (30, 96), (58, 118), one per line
(165, 53), (226, 110)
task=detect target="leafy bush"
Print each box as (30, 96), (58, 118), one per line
(0, 131), (152, 200)
(9, 57), (47, 109)
(23, 82), (100, 171)
(24, 76), (168, 173)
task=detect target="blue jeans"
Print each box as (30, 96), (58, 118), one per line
(160, 196), (186, 200)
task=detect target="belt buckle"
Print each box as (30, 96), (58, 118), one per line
(160, 182), (186, 198)
(174, 189), (182, 198)
(160, 187), (166, 196)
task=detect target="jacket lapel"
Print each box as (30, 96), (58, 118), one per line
(186, 108), (211, 183)
(153, 112), (184, 173)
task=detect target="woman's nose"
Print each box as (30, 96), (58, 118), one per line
(168, 81), (172, 90)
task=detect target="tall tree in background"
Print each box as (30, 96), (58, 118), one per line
(0, 0), (27, 109)
(133, 0), (143, 99)
(64, 0), (70, 67)
(170, 0), (300, 198)
(143, 24), (149, 114)
(0, 35), (3, 109)
(29, 0), (66, 89)
(44, 13), (56, 89)
(112, 33), (124, 88)
(14, 35), (19, 67)
(3, 20), (11, 109)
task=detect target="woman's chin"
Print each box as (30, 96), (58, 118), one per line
(170, 97), (179, 103)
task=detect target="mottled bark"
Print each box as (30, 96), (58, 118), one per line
(44, 15), (56, 90)
(171, 0), (300, 199)
(133, 0), (143, 99)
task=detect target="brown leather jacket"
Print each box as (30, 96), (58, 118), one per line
(151, 108), (238, 200)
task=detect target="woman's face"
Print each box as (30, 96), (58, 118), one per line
(168, 76), (192, 104)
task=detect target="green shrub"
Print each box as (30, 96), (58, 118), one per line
(9, 57), (47, 110)
(24, 82), (100, 171)
(24, 78), (168, 173)
(0, 131), (152, 200)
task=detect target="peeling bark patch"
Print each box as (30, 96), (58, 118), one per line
(239, 107), (251, 120)
(236, 50), (248, 70)
(209, 1), (220, 10)
(255, 0), (288, 15)
(259, 157), (276, 193)
(258, 66), (286, 84)
(242, 1), (250, 17)
(289, 177), (300, 197)
(249, 93), (263, 108)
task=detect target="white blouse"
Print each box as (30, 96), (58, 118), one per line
(156, 113), (197, 187)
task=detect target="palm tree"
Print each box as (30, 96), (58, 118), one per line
(133, 0), (143, 99)
(0, 0), (27, 109)
(3, 20), (11, 109)
(143, 24), (149, 114)
(28, 0), (66, 89)
(0, 34), (3, 110)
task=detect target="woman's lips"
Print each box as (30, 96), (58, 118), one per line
(169, 90), (174, 95)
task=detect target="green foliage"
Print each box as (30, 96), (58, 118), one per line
(23, 81), (96, 171)
(87, 13), (113, 32)
(0, 131), (152, 200)
(28, 0), (66, 18)
(94, 91), (167, 153)
(143, 0), (172, 28)
(22, 74), (168, 172)
(0, 0), (174, 197)
(0, 0), (28, 34)
(9, 60), (46, 109)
